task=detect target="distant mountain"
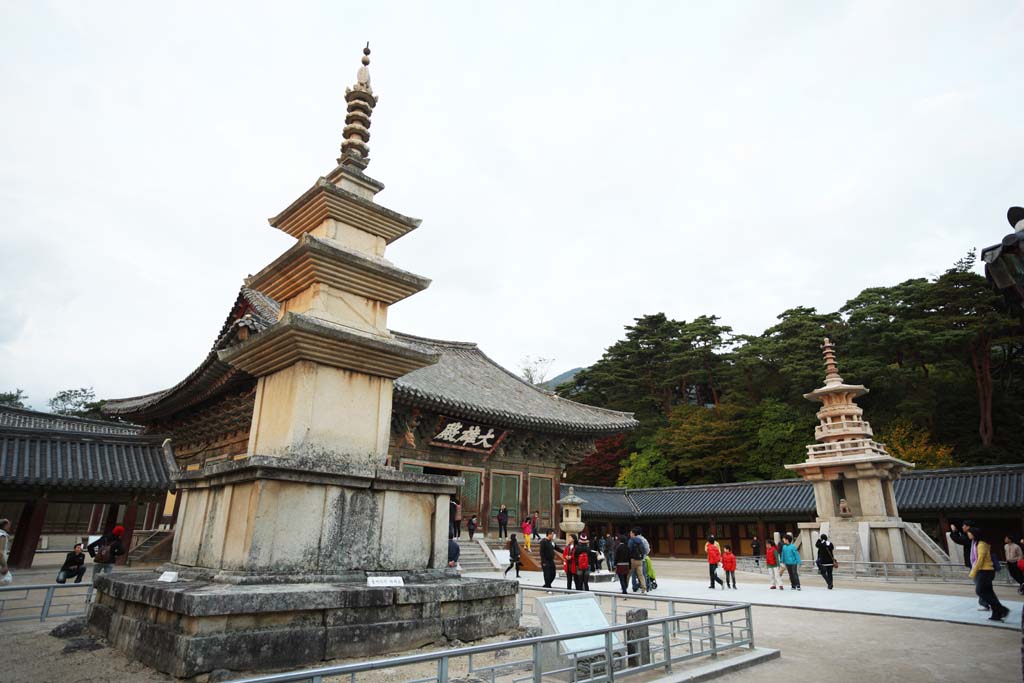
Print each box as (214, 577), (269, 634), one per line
(540, 367), (583, 392)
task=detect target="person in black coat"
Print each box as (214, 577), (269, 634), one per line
(539, 530), (557, 588)
(613, 535), (631, 595)
(815, 534), (836, 589)
(949, 521), (975, 569)
(503, 534), (521, 578)
(56, 543), (87, 583)
(497, 506), (509, 539)
(751, 536), (762, 567)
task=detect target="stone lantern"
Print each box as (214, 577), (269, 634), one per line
(557, 486), (587, 537)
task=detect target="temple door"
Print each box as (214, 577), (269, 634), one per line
(489, 474), (520, 529)
(460, 471), (481, 519)
(528, 476), (554, 532)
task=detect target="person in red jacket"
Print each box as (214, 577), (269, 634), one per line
(706, 535), (724, 589)
(722, 545), (738, 589)
(563, 534), (578, 590)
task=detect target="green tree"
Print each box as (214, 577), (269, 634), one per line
(0, 389), (29, 408)
(48, 387), (105, 419)
(656, 404), (754, 484)
(559, 314), (684, 440)
(878, 418), (955, 470)
(617, 438), (674, 488)
(923, 253), (1018, 447)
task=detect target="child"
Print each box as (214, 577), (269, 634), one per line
(467, 515), (478, 540)
(722, 545), (737, 589)
(766, 539), (783, 590)
(521, 518), (533, 552)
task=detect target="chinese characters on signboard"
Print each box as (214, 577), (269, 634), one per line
(430, 417), (507, 454)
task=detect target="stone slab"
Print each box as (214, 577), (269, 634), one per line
(88, 572), (518, 678)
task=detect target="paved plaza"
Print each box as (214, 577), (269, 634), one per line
(474, 563), (1023, 631)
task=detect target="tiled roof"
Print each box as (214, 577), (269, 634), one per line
(0, 407), (173, 492)
(563, 464), (1024, 518)
(393, 333), (639, 435)
(893, 465), (1024, 511)
(103, 288), (278, 418)
(0, 406), (142, 436)
(555, 485), (635, 517)
(105, 288), (638, 435)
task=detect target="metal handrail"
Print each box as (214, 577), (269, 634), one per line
(0, 583), (94, 623)
(227, 586), (755, 683)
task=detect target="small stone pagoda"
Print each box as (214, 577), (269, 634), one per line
(88, 46), (516, 678)
(786, 339), (949, 565)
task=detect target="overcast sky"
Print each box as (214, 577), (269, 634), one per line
(1, 2), (1021, 410)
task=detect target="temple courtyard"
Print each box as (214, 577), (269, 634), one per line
(4, 559), (1019, 682)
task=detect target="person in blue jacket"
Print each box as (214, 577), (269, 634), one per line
(781, 534), (802, 591)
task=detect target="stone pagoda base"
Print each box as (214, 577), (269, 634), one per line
(86, 458), (519, 677)
(797, 518), (950, 565)
(88, 570), (518, 678)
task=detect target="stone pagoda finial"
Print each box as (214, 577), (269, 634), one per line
(821, 337), (843, 386)
(339, 42), (377, 169)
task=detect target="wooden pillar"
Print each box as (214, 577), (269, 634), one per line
(103, 503), (120, 532)
(731, 523), (741, 555)
(170, 491), (182, 524)
(87, 504), (104, 535)
(143, 501), (158, 530)
(119, 502), (139, 563)
(937, 511), (949, 552)
(8, 500), (48, 568)
(480, 471), (492, 536)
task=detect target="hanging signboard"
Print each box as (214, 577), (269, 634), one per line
(430, 417), (508, 454)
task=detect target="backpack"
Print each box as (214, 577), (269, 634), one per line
(95, 540), (113, 564)
(629, 539), (644, 560)
(766, 545), (777, 565)
(577, 549), (589, 571)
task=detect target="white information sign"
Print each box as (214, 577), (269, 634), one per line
(157, 571), (179, 583)
(367, 576), (405, 587)
(539, 594), (620, 655)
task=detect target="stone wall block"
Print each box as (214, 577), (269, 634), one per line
(328, 487), (383, 570)
(324, 619), (442, 659)
(197, 484), (233, 568)
(442, 610), (519, 642)
(173, 488), (210, 566)
(378, 489), (435, 568)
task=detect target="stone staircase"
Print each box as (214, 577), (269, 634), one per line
(456, 538), (499, 571)
(822, 527), (860, 565)
(126, 530), (174, 566)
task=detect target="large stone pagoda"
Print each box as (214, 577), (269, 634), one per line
(787, 338), (950, 565)
(88, 46), (517, 678)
